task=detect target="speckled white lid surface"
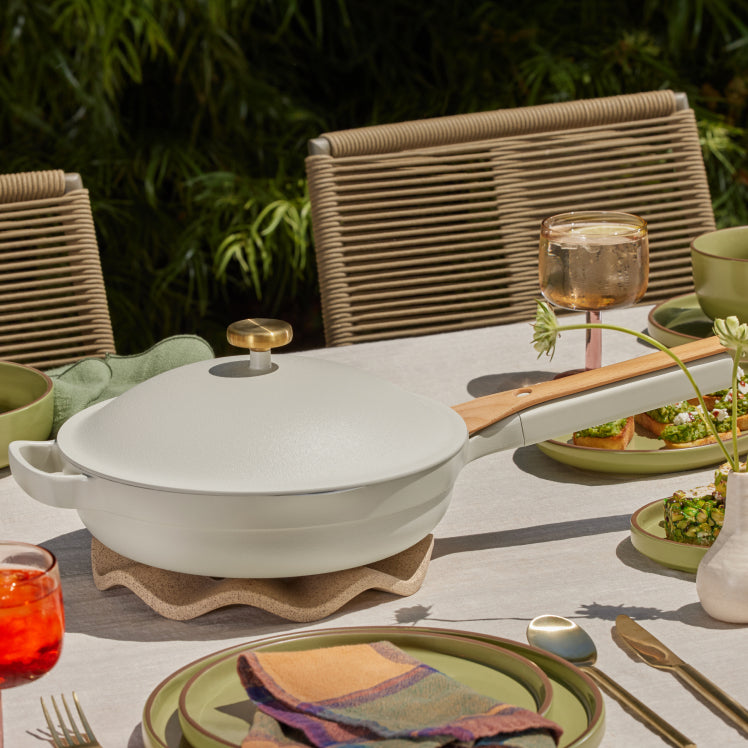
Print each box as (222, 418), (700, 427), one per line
(56, 353), (467, 494)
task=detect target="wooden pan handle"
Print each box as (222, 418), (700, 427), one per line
(452, 336), (726, 436)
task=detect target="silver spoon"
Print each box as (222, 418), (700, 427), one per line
(527, 615), (696, 748)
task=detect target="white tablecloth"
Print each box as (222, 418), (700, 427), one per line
(2, 306), (746, 746)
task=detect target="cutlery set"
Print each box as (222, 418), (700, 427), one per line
(527, 615), (695, 747)
(526, 614), (748, 746)
(40, 692), (101, 748)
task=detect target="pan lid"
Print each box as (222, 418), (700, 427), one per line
(56, 322), (468, 495)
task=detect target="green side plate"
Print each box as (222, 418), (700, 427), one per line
(647, 293), (714, 348)
(537, 431), (748, 475)
(142, 626), (605, 748)
(630, 499), (709, 573)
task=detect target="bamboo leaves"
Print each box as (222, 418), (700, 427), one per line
(212, 181), (312, 306)
(2, 0), (748, 354)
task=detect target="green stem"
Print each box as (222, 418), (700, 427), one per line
(728, 348), (748, 472)
(730, 355), (740, 470)
(554, 321), (736, 468)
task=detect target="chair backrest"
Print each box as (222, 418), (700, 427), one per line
(306, 90), (716, 346)
(0, 170), (115, 368)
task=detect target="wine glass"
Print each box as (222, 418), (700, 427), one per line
(539, 210), (649, 370)
(0, 542), (64, 748)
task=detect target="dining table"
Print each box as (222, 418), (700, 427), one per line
(1, 304), (746, 747)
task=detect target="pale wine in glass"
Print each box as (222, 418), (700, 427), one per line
(539, 211), (649, 369)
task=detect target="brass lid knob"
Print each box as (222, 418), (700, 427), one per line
(227, 318), (293, 352)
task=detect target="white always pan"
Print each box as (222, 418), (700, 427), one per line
(8, 322), (731, 578)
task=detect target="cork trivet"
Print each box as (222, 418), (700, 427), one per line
(91, 535), (433, 622)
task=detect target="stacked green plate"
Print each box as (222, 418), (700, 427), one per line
(142, 626), (605, 748)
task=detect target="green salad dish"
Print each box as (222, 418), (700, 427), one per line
(630, 500), (709, 573)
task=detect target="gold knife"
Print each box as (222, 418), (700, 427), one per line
(616, 614), (748, 733)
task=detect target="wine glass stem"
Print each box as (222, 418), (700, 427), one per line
(1, 689), (4, 748)
(585, 310), (602, 370)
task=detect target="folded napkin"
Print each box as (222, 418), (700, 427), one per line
(236, 642), (562, 748)
(45, 335), (214, 435)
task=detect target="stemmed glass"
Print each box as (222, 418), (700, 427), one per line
(0, 542), (64, 747)
(539, 211), (649, 370)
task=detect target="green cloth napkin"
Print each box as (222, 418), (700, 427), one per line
(45, 335), (214, 435)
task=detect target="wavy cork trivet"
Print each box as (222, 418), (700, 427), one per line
(91, 535), (433, 622)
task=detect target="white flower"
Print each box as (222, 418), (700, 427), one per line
(532, 301), (562, 359)
(714, 317), (748, 358)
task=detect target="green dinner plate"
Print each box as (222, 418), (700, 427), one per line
(537, 431), (748, 475)
(647, 293), (714, 348)
(141, 626), (605, 748)
(630, 499), (709, 573)
(178, 631), (552, 748)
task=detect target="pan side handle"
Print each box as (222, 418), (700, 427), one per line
(8, 440), (88, 509)
(452, 336), (727, 436)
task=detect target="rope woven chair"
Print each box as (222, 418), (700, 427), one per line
(0, 170), (115, 368)
(306, 90), (716, 346)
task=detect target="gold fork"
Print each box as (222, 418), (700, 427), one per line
(40, 692), (102, 748)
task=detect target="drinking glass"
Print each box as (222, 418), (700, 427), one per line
(539, 211), (649, 370)
(0, 542), (64, 748)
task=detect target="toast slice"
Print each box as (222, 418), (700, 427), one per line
(635, 402), (694, 437)
(687, 394), (721, 409)
(635, 412), (669, 437)
(573, 416), (634, 450)
(661, 429), (737, 449)
(660, 410), (738, 449)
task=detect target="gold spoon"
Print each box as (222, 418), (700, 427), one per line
(527, 615), (696, 747)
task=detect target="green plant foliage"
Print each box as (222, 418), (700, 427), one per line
(1, 0), (747, 353)
(188, 172), (312, 307)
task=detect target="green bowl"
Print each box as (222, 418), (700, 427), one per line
(691, 226), (748, 323)
(0, 361), (54, 469)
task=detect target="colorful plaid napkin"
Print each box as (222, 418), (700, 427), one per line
(236, 641), (562, 748)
